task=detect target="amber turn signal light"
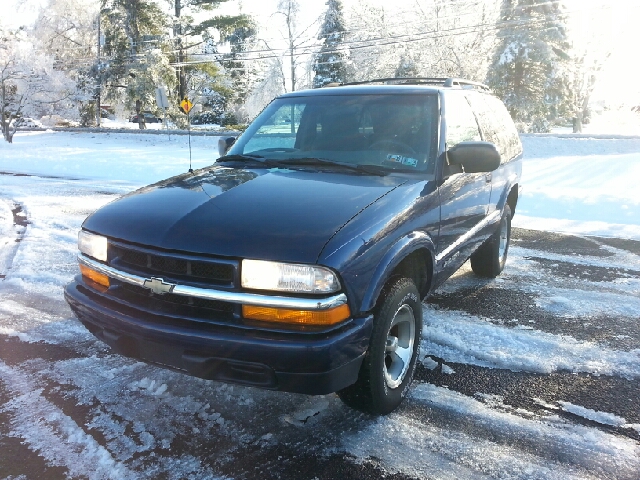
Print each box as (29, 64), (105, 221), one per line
(242, 303), (350, 326)
(80, 264), (110, 289)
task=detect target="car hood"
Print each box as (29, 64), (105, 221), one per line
(83, 165), (406, 264)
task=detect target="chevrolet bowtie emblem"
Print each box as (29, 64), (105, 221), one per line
(142, 277), (176, 295)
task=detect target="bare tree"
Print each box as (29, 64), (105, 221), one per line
(1, 28), (76, 143)
(32, 0), (99, 125)
(272, 0), (320, 92)
(346, 0), (499, 82)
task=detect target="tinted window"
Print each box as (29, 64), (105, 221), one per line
(466, 92), (522, 162)
(230, 94), (439, 173)
(444, 93), (481, 147)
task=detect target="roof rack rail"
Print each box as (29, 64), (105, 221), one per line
(443, 78), (490, 90)
(336, 77), (491, 91)
(341, 77), (448, 86)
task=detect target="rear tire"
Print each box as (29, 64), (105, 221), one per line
(338, 278), (422, 415)
(470, 204), (512, 278)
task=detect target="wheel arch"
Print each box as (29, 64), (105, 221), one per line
(359, 231), (435, 314)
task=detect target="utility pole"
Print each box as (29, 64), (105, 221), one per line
(96, 10), (101, 127)
(174, 0), (186, 99)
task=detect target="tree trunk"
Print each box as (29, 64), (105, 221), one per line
(572, 113), (582, 133)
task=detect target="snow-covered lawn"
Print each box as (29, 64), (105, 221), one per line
(516, 135), (640, 239)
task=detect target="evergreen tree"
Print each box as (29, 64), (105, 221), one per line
(168, 0), (251, 99)
(100, 0), (172, 125)
(486, 0), (571, 132)
(312, 0), (348, 88)
(220, 23), (259, 123)
(395, 54), (419, 78)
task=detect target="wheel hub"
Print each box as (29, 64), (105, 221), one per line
(383, 304), (416, 389)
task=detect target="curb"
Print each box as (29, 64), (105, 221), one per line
(15, 127), (240, 137)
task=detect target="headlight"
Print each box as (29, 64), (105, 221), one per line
(78, 230), (108, 262)
(241, 259), (341, 294)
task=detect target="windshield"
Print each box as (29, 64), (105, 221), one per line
(228, 93), (439, 174)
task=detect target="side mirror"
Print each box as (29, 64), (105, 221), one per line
(447, 141), (501, 173)
(217, 137), (236, 157)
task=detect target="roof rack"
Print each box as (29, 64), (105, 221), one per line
(335, 77), (490, 91)
(443, 78), (490, 90)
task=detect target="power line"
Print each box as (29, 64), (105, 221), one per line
(11, 1), (617, 74)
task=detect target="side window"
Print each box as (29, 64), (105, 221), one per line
(467, 93), (522, 162)
(445, 93), (481, 148)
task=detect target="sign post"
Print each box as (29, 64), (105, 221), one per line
(181, 97), (194, 173)
(155, 87), (170, 135)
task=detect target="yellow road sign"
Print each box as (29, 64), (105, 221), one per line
(180, 98), (193, 114)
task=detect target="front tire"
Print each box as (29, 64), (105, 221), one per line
(338, 278), (422, 415)
(470, 204), (512, 278)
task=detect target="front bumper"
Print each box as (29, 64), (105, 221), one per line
(64, 279), (373, 395)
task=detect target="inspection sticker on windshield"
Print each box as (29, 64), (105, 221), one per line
(387, 154), (418, 167)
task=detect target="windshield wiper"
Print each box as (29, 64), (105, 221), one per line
(278, 157), (387, 176)
(217, 154), (284, 168)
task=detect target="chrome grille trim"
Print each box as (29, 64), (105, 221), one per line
(79, 254), (348, 311)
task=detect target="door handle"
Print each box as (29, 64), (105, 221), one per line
(485, 173), (492, 183)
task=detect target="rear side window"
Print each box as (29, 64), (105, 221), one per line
(467, 93), (522, 162)
(444, 93), (481, 148)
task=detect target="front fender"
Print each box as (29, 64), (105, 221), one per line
(359, 231), (436, 313)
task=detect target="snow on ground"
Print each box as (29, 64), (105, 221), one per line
(550, 108), (640, 137)
(0, 130), (219, 185)
(421, 305), (640, 378)
(514, 135), (640, 239)
(1, 130), (640, 478)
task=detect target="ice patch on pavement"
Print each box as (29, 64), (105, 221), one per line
(0, 360), (134, 479)
(558, 401), (628, 428)
(282, 396), (331, 426)
(421, 307), (640, 378)
(533, 289), (640, 318)
(343, 384), (640, 479)
(0, 299), (93, 345)
(441, 364), (455, 375)
(20, 355), (241, 477)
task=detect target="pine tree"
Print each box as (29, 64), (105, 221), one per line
(100, 0), (172, 125)
(312, 0), (348, 88)
(221, 23), (259, 123)
(395, 54), (419, 78)
(169, 0), (252, 99)
(486, 0), (571, 132)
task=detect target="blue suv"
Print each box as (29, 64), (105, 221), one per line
(65, 78), (522, 414)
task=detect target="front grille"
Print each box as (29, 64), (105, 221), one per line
(109, 243), (235, 286)
(118, 283), (236, 316)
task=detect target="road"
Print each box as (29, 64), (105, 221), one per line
(0, 170), (639, 480)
